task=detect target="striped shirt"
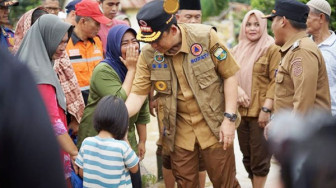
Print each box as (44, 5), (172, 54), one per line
(76, 136), (139, 188)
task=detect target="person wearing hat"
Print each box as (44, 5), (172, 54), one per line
(65, 0), (110, 105)
(149, 0), (206, 187)
(97, 0), (128, 54)
(306, 0), (336, 117)
(64, 0), (81, 26)
(175, 0), (202, 23)
(263, 0), (330, 128)
(125, 0), (241, 187)
(0, 0), (18, 52)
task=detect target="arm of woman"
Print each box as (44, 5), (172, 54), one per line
(135, 98), (150, 160)
(37, 84), (78, 156)
(258, 45), (280, 128)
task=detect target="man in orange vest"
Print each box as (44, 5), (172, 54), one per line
(66, 0), (111, 104)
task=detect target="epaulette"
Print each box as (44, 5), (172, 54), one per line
(290, 40), (300, 51)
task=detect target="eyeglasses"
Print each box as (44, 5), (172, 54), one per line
(44, 6), (60, 14)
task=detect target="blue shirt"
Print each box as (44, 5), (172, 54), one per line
(0, 26), (14, 51)
(316, 31), (336, 116)
(76, 136), (139, 188)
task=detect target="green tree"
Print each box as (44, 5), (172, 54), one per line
(251, 0), (336, 31)
(201, 0), (229, 20)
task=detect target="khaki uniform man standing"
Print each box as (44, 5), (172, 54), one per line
(126, 1), (240, 187)
(265, 0), (330, 115)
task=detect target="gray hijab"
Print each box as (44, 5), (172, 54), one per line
(16, 14), (73, 111)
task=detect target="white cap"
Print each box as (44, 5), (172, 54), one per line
(307, 0), (331, 17)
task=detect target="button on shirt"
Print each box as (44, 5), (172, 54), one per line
(316, 31), (336, 116)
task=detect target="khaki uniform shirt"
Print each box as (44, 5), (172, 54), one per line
(132, 26), (239, 151)
(274, 31), (331, 113)
(239, 44), (281, 117)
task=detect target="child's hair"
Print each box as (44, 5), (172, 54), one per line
(93, 95), (129, 140)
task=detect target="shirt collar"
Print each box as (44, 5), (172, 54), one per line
(71, 31), (95, 45)
(280, 31), (307, 52)
(318, 31), (336, 48)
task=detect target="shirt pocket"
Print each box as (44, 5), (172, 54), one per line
(151, 71), (172, 95)
(253, 57), (269, 76)
(192, 60), (218, 89)
(275, 73), (288, 97)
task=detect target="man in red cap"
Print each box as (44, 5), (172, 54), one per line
(65, 0), (111, 104)
(0, 0), (18, 52)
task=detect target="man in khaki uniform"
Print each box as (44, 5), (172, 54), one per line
(264, 0), (330, 115)
(126, 1), (240, 187)
(149, 0), (206, 187)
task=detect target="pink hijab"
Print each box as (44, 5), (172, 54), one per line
(232, 10), (274, 98)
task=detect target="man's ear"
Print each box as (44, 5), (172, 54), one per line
(171, 24), (178, 36)
(281, 16), (287, 28)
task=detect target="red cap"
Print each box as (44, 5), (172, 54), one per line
(75, 0), (111, 25)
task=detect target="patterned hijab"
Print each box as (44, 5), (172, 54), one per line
(13, 7), (48, 54)
(232, 10), (274, 98)
(103, 24), (137, 82)
(16, 14), (73, 111)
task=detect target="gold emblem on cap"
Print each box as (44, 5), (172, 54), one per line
(163, 0), (179, 14)
(272, 9), (276, 14)
(155, 81), (167, 91)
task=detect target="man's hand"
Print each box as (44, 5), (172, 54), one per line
(219, 119), (235, 150)
(258, 111), (271, 128)
(149, 99), (157, 117)
(138, 141), (146, 161)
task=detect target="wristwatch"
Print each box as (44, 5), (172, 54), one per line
(223, 112), (237, 122)
(261, 107), (272, 113)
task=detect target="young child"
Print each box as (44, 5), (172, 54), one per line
(75, 95), (139, 187)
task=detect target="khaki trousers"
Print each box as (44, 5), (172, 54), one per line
(170, 142), (240, 188)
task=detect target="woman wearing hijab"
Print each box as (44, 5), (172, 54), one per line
(15, 14), (78, 187)
(77, 24), (150, 187)
(13, 7), (85, 135)
(231, 10), (281, 188)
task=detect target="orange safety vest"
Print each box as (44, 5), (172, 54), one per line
(66, 35), (104, 90)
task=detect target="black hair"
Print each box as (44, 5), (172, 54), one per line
(288, 19), (307, 30)
(31, 8), (48, 26)
(310, 7), (330, 23)
(93, 95), (129, 140)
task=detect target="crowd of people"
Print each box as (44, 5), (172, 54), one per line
(0, 0), (335, 187)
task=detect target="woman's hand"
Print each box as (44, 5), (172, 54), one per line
(119, 45), (138, 71)
(137, 141), (146, 161)
(237, 86), (250, 108)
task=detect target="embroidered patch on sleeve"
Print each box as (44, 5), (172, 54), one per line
(214, 47), (227, 61)
(291, 57), (303, 77)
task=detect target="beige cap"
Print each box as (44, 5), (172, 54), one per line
(307, 0), (331, 17)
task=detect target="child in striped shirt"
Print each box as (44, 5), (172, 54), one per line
(76, 96), (139, 188)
